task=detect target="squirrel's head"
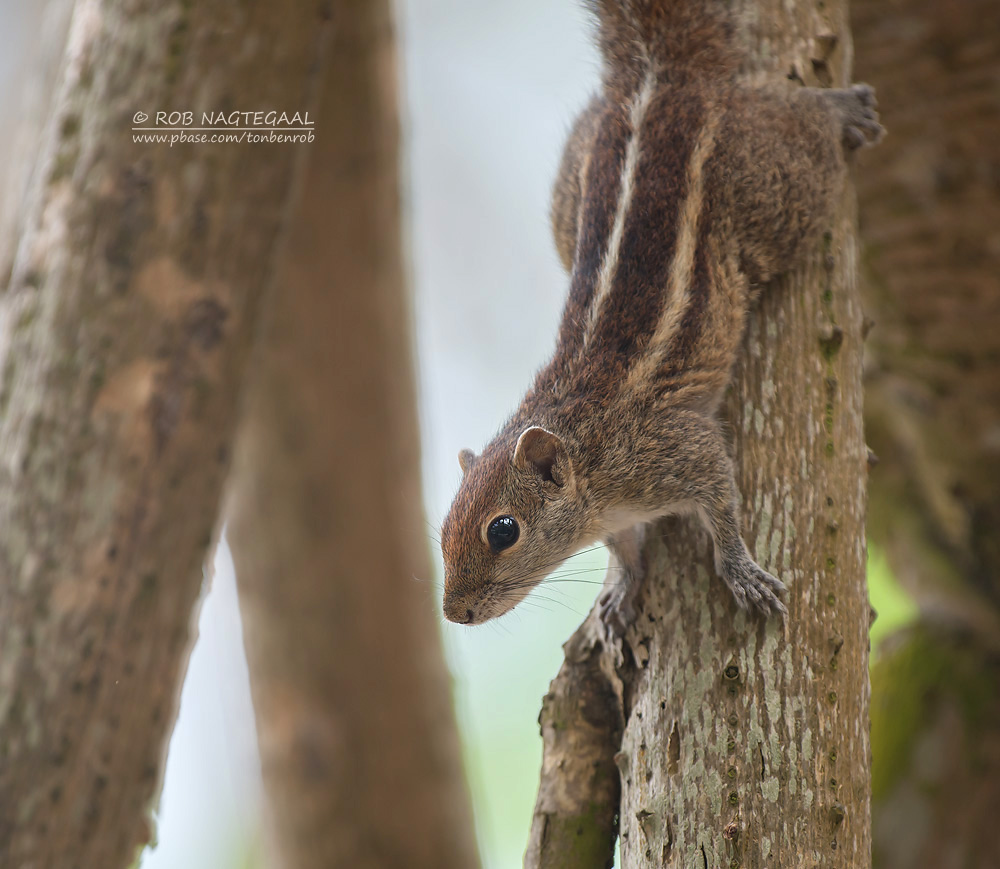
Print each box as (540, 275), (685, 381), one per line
(441, 426), (584, 625)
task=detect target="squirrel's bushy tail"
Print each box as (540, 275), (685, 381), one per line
(589, 0), (740, 90)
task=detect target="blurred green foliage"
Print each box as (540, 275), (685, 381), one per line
(868, 546), (919, 656)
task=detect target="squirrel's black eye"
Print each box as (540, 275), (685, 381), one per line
(487, 515), (520, 553)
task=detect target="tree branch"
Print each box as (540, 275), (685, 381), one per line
(0, 1), (330, 865)
(225, 1), (481, 866)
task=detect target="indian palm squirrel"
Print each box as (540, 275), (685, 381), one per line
(441, 0), (883, 628)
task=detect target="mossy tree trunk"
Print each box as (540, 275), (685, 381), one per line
(0, 1), (330, 866)
(225, 1), (482, 867)
(853, 1), (1000, 866)
(526, 1), (872, 866)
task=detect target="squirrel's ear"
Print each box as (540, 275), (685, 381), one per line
(514, 426), (571, 487)
(458, 449), (477, 475)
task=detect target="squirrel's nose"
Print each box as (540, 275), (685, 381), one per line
(443, 593), (476, 625)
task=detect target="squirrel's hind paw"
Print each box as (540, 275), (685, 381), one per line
(827, 83), (885, 151)
(599, 583), (639, 640)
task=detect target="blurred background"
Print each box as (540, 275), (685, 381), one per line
(2, 0), (943, 867)
(121, 2), (916, 868)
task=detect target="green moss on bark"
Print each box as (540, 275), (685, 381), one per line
(537, 805), (616, 869)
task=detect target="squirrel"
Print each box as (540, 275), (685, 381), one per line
(440, 0), (882, 629)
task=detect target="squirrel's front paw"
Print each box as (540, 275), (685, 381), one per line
(721, 557), (787, 616)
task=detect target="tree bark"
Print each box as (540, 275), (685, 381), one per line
(225, 2), (481, 867)
(0, 1), (328, 866)
(852, 1), (1000, 866)
(526, 2), (871, 866)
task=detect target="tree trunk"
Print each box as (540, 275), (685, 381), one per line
(0, 1), (329, 866)
(225, 1), (481, 867)
(852, 1), (1000, 866)
(526, 2), (872, 866)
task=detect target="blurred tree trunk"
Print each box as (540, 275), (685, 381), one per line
(0, 0), (330, 866)
(526, 2), (872, 867)
(225, 1), (481, 867)
(853, 1), (1000, 867)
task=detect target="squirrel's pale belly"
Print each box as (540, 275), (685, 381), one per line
(595, 502), (696, 539)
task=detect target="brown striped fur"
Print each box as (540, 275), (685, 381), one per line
(442, 0), (883, 626)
